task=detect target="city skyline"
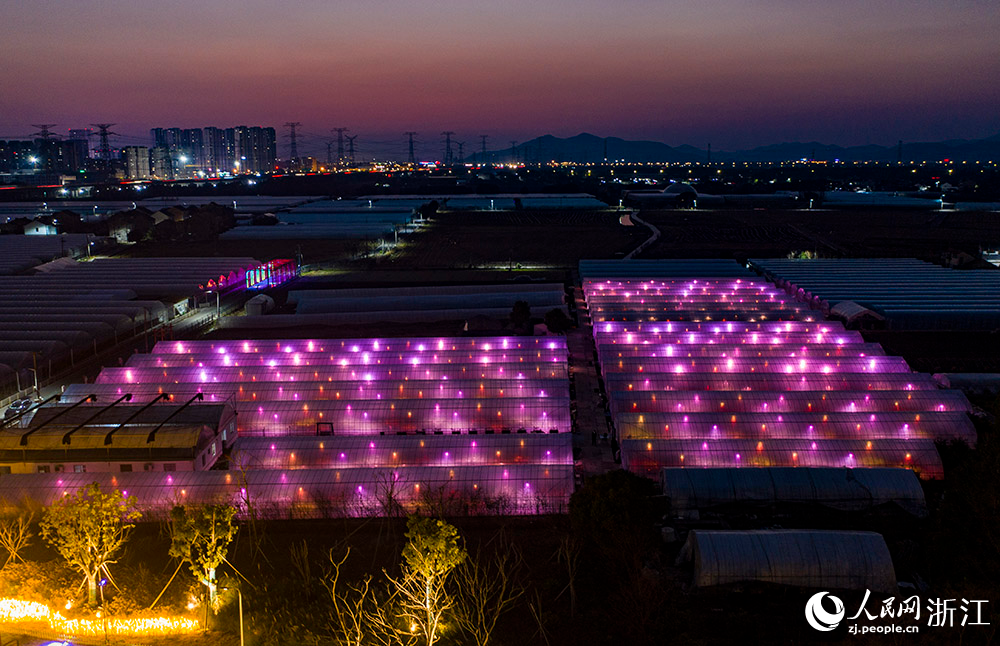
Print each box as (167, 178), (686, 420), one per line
(2, 0), (999, 152)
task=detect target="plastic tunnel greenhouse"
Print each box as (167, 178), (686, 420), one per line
(677, 530), (897, 593)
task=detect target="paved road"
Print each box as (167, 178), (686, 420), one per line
(5, 291), (246, 410)
(566, 281), (618, 479)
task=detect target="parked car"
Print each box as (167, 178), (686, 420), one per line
(3, 398), (33, 419)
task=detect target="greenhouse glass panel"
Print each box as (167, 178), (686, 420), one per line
(584, 274), (975, 482)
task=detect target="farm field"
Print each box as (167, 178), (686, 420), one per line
(384, 210), (647, 269)
(638, 208), (1000, 259)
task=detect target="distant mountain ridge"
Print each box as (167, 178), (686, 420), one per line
(481, 132), (1000, 163)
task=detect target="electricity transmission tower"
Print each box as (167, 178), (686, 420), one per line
(332, 128), (348, 164)
(441, 131), (454, 165)
(345, 135), (357, 164)
(284, 122), (302, 165)
(455, 141), (464, 164)
(31, 124), (59, 140)
(405, 132), (417, 164)
(479, 135), (488, 163)
(90, 123), (118, 160)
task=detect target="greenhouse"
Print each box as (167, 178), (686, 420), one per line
(598, 356), (913, 375)
(614, 411), (975, 443)
(5, 335), (575, 516)
(233, 433), (572, 470)
(598, 342), (887, 359)
(603, 373), (938, 392)
(0, 464), (573, 518)
(751, 257), (1000, 330)
(661, 467), (928, 517)
(0, 257), (261, 397)
(584, 272), (974, 480)
(579, 259), (754, 279)
(623, 438), (944, 478)
(607, 390), (971, 414)
(677, 530), (897, 593)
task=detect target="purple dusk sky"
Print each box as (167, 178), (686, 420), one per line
(2, 0), (999, 154)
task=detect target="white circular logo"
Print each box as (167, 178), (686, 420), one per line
(805, 591), (845, 631)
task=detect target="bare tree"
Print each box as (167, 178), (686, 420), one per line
(0, 511), (34, 569)
(554, 535), (580, 618)
(527, 589), (552, 646)
(325, 547), (414, 646)
(289, 539), (312, 589)
(374, 471), (406, 518)
(452, 533), (526, 646)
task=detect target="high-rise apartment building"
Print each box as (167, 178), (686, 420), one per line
(124, 146), (151, 179)
(203, 127), (235, 173)
(150, 146), (174, 180)
(150, 125), (274, 174)
(233, 126), (276, 173)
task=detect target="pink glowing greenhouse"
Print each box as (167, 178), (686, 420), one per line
(584, 276), (974, 480)
(7, 336), (574, 516)
(0, 464), (572, 518)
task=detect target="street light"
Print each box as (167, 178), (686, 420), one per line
(27, 368), (39, 397)
(208, 290), (220, 320)
(221, 586), (244, 646)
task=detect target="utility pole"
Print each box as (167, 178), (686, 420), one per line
(405, 132), (417, 164)
(346, 135), (357, 164)
(479, 135), (489, 164)
(284, 122), (301, 166)
(441, 131), (454, 165)
(90, 123), (118, 161)
(331, 128), (348, 164)
(510, 141), (517, 164)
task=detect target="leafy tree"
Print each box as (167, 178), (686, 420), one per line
(389, 516), (467, 646)
(40, 483), (140, 606)
(169, 504), (238, 609)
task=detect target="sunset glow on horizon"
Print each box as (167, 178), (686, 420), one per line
(2, 0), (999, 151)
